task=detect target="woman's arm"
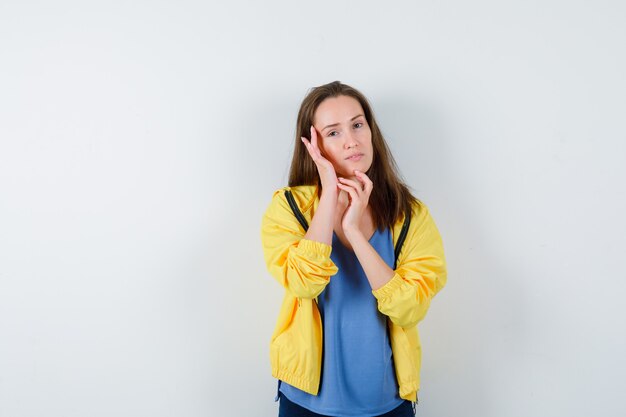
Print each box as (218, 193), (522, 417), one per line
(372, 203), (447, 328)
(337, 171), (446, 328)
(301, 125), (339, 246)
(261, 188), (339, 299)
(260, 126), (339, 298)
(337, 171), (395, 290)
(303, 186), (336, 245)
(345, 231), (395, 290)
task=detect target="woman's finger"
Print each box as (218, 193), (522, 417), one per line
(302, 135), (323, 160)
(337, 181), (367, 207)
(338, 177), (364, 193)
(301, 136), (315, 158)
(336, 182), (359, 201)
(354, 170), (373, 193)
(302, 133), (335, 180)
(310, 125), (319, 150)
(306, 127), (326, 161)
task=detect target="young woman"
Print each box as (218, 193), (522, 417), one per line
(261, 81), (447, 417)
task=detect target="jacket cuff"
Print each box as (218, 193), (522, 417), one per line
(372, 273), (404, 300)
(296, 238), (333, 259)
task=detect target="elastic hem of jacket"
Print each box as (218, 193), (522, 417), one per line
(399, 386), (418, 402)
(273, 370), (417, 402)
(296, 238), (333, 258)
(371, 273), (404, 300)
(397, 376), (418, 401)
(272, 369), (319, 396)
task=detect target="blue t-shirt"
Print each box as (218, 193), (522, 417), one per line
(280, 228), (403, 416)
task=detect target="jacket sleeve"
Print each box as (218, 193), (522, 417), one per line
(372, 202), (447, 328)
(261, 189), (339, 299)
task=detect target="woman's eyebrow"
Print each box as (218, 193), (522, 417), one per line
(322, 114), (364, 131)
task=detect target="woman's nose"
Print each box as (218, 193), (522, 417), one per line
(345, 131), (358, 149)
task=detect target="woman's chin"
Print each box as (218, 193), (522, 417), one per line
(338, 162), (372, 178)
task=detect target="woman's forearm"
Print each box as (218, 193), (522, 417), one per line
(346, 229), (395, 291)
(304, 190), (337, 246)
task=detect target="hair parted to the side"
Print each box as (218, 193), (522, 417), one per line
(288, 80), (420, 230)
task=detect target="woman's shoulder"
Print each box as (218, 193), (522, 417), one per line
(268, 184), (319, 211)
(390, 198), (434, 239)
(263, 184), (319, 224)
(394, 198), (429, 225)
(271, 184), (317, 198)
(409, 198), (430, 219)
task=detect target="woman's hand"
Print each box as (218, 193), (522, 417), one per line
(336, 170), (373, 237)
(301, 126), (338, 193)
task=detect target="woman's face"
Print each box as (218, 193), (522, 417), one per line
(312, 95), (373, 179)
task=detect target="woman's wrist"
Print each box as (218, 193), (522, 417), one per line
(304, 184), (337, 246)
(344, 227), (365, 242)
(319, 185), (338, 202)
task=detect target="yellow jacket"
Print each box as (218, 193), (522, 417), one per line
(260, 185), (447, 402)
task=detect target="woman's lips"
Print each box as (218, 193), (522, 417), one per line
(346, 153), (364, 161)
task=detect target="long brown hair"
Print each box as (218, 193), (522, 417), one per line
(288, 81), (419, 230)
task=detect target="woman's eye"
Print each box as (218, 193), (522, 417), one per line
(328, 131), (338, 137)
(354, 122), (363, 128)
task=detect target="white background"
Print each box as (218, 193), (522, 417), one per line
(1, 1), (625, 416)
